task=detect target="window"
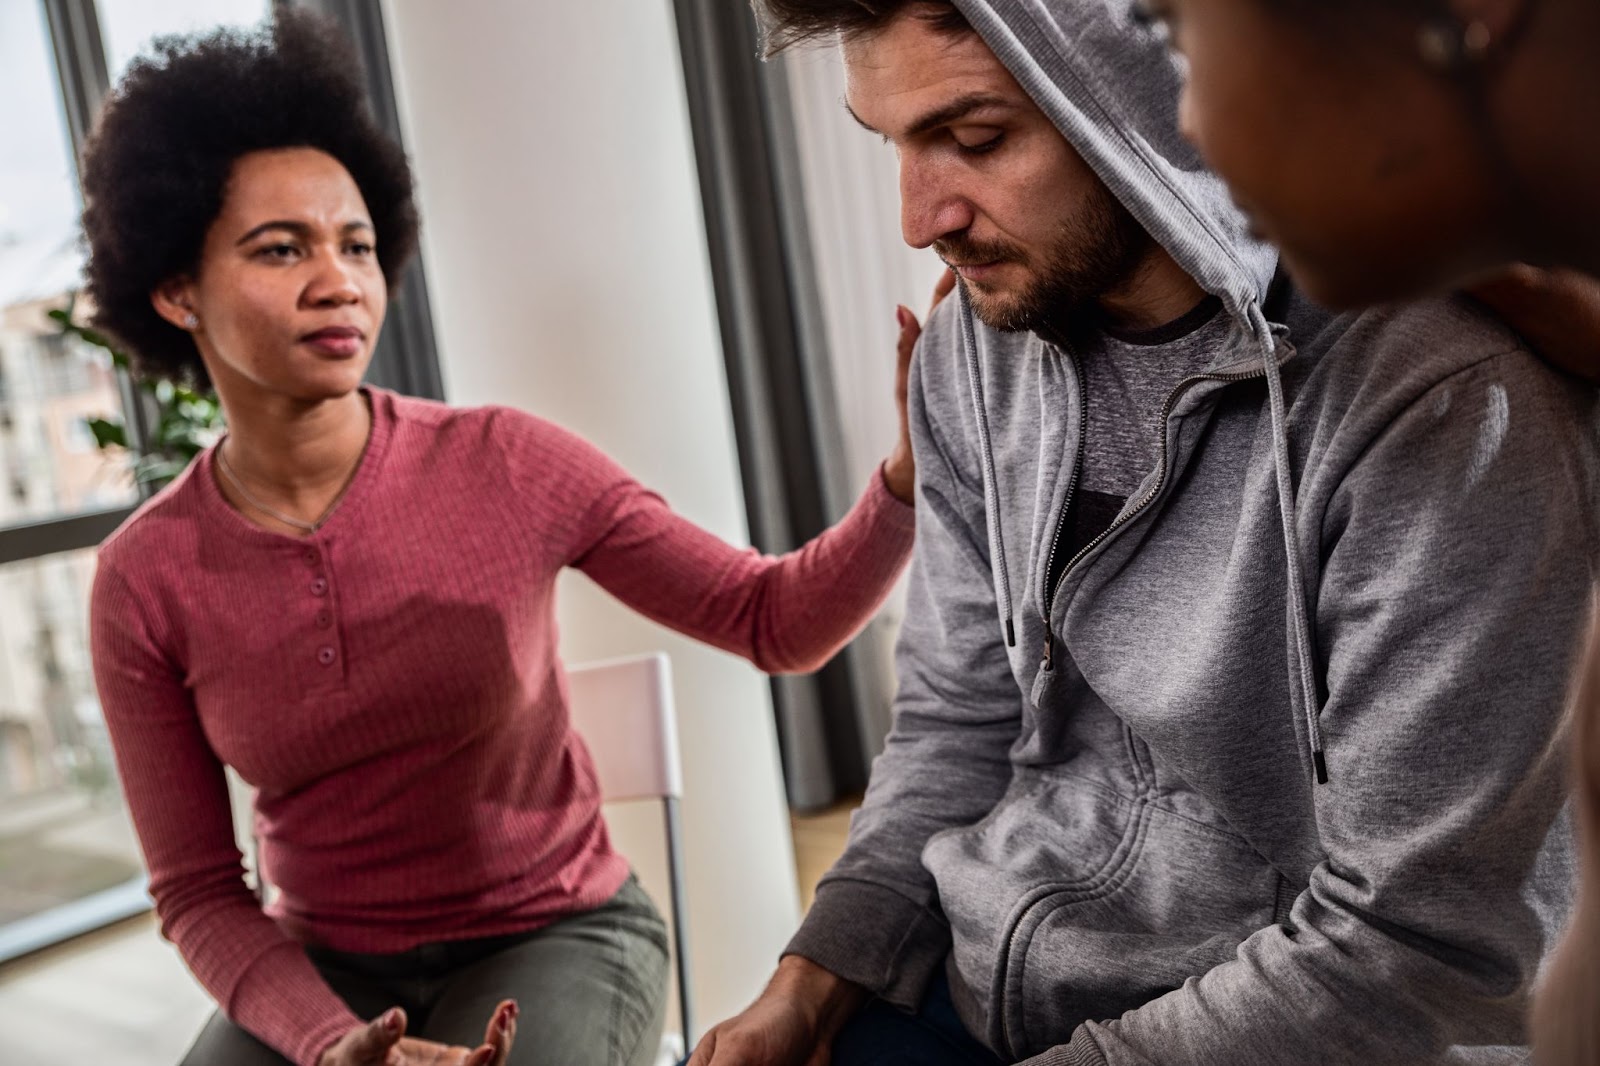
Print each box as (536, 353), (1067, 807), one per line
(0, 0), (286, 964)
(0, 3), (145, 951)
(0, 1), (137, 531)
(97, 0), (272, 83)
(0, 550), (142, 952)
(0, 0), (443, 963)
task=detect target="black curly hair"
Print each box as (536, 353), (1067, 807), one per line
(79, 9), (420, 387)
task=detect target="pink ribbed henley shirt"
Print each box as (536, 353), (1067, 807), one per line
(89, 388), (914, 1065)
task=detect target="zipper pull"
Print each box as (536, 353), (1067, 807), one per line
(1042, 630), (1054, 670)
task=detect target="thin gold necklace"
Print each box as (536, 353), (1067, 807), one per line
(216, 434), (367, 535)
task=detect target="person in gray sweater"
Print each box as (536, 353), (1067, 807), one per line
(686, 2), (1600, 1064)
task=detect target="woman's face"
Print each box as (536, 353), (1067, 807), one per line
(155, 147), (387, 402)
(1151, 0), (1511, 308)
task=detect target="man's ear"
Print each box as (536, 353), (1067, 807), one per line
(151, 277), (199, 331)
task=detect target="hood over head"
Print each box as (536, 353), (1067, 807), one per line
(951, 0), (1276, 319)
(944, 0), (1327, 782)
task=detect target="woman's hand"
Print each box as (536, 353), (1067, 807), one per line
(882, 268), (957, 504)
(319, 1001), (517, 1066)
(1467, 264), (1600, 384)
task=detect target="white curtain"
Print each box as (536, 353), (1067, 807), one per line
(781, 45), (949, 728)
(783, 46), (949, 491)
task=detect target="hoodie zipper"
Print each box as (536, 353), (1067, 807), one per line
(1039, 347), (1088, 671)
(1007, 357), (1276, 1057)
(1040, 358), (1273, 670)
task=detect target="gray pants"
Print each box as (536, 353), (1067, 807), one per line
(182, 875), (669, 1066)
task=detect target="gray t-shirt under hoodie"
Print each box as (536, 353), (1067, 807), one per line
(1054, 294), (1226, 575)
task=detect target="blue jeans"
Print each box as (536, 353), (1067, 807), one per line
(830, 972), (1003, 1066)
(686, 972), (1001, 1066)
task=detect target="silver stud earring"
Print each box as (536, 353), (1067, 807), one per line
(183, 313), (199, 330)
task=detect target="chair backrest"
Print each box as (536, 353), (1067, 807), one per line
(565, 651), (696, 1049)
(235, 651), (694, 1048)
(565, 652), (683, 803)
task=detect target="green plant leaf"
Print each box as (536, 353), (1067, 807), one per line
(84, 417), (129, 451)
(54, 291), (222, 485)
(134, 455), (188, 487)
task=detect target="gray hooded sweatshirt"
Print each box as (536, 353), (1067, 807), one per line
(784, 1), (1600, 1063)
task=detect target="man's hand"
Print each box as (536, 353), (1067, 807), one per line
(883, 268), (958, 504)
(319, 1000), (517, 1066)
(686, 956), (868, 1066)
(1467, 265), (1600, 384)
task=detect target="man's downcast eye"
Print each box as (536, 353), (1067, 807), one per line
(956, 132), (1006, 156)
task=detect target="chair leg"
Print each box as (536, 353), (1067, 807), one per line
(663, 798), (695, 1047)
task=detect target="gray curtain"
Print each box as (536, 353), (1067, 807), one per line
(669, 0), (895, 812)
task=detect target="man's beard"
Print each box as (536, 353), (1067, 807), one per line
(937, 182), (1153, 333)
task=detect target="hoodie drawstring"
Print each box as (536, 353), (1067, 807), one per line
(958, 287), (1016, 648)
(956, 288), (1327, 785)
(1249, 304), (1328, 784)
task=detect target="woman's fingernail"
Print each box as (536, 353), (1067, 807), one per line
(896, 306), (911, 330)
(382, 1008), (401, 1033)
(507, 1001), (518, 1021)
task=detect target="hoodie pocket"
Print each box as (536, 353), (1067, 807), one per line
(998, 803), (1279, 1058)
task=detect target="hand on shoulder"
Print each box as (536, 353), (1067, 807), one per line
(883, 268), (958, 504)
(1468, 265), (1600, 384)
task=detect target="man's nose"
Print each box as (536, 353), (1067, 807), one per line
(900, 158), (976, 250)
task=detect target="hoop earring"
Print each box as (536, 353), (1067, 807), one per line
(1418, 16), (1494, 71)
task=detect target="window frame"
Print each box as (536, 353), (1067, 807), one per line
(0, 0), (138, 571)
(0, 0), (442, 960)
(278, 0), (446, 402)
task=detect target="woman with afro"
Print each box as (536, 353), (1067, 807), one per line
(81, 11), (937, 1066)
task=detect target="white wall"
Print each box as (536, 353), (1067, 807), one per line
(381, 0), (800, 1035)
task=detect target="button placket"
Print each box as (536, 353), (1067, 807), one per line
(298, 540), (346, 684)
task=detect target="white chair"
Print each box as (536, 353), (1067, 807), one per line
(233, 652), (697, 1060)
(566, 652), (695, 1062)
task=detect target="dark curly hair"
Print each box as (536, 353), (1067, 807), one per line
(753, 0), (969, 56)
(79, 9), (420, 387)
